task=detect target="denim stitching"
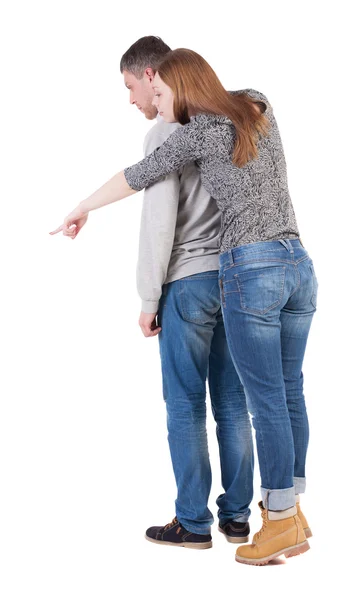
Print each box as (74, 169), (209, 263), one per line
(219, 278), (226, 308)
(291, 264), (301, 297)
(221, 253), (309, 272)
(234, 266), (286, 315)
(222, 258), (293, 273)
(296, 255), (310, 265)
(179, 272), (219, 281)
(310, 263), (318, 309)
(225, 244), (301, 258)
(178, 279), (218, 324)
(221, 277), (239, 297)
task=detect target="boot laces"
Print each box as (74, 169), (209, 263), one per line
(164, 517), (178, 531)
(253, 508), (268, 543)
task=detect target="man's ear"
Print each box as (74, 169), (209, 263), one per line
(144, 67), (155, 82)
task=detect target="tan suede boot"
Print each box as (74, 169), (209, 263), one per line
(235, 502), (310, 566)
(296, 502), (312, 538)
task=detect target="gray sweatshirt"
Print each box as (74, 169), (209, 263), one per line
(137, 118), (221, 313)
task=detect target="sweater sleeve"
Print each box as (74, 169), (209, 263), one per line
(136, 125), (181, 314)
(124, 119), (204, 191)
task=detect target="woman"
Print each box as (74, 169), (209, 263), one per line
(51, 48), (317, 566)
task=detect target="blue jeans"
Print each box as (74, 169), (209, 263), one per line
(219, 239), (318, 511)
(157, 270), (254, 535)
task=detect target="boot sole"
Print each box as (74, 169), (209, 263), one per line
(218, 526), (249, 544)
(235, 539), (310, 566)
(304, 527), (313, 538)
(145, 535), (212, 549)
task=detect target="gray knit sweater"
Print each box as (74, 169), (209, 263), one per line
(124, 89), (300, 252)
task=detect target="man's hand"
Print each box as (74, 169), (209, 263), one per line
(138, 311), (161, 337)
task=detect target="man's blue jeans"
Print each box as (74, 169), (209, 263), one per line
(157, 270), (254, 535)
(219, 239), (318, 511)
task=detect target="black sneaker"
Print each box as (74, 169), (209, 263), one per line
(145, 517), (212, 549)
(218, 520), (250, 543)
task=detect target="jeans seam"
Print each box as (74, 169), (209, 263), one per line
(295, 257), (310, 266)
(290, 264), (301, 297)
(221, 253), (309, 272)
(310, 264), (318, 309)
(178, 280), (201, 324)
(222, 259), (289, 274)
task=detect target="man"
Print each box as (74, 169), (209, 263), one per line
(120, 36), (253, 549)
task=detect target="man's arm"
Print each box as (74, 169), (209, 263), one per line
(137, 125), (181, 314)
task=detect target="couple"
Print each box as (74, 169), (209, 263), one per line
(50, 36), (318, 566)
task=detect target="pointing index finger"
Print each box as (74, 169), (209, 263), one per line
(49, 225), (63, 235)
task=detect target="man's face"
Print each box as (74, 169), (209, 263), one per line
(123, 69), (158, 120)
(151, 72), (176, 123)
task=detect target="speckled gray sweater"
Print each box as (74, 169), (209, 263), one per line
(124, 90), (300, 252)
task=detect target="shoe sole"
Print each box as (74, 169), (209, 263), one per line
(218, 526), (249, 544)
(304, 527), (313, 538)
(235, 539), (310, 566)
(145, 535), (212, 549)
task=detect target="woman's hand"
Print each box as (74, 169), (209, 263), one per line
(49, 171), (137, 239)
(49, 207), (89, 239)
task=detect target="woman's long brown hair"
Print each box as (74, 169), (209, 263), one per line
(157, 49), (269, 168)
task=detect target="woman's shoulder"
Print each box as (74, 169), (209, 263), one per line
(190, 112), (232, 128)
(230, 89), (271, 109)
(187, 113), (235, 155)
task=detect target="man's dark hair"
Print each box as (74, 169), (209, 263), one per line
(120, 36), (171, 78)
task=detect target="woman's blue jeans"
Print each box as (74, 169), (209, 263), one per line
(219, 239), (318, 511)
(158, 271), (254, 535)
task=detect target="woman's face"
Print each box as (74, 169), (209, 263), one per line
(152, 72), (176, 122)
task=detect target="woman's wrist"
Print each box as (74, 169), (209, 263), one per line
(78, 200), (90, 215)
(76, 171), (135, 216)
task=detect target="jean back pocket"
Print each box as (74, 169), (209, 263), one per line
(234, 266), (286, 315)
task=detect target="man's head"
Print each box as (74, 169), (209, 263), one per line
(120, 36), (171, 120)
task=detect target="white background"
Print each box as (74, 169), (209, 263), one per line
(0, 1), (357, 598)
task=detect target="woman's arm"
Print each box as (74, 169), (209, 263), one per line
(80, 170), (137, 212)
(50, 120), (203, 238)
(50, 171), (136, 237)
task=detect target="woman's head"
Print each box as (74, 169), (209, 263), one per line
(152, 72), (176, 122)
(153, 48), (269, 167)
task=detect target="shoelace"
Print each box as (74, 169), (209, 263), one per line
(164, 517), (178, 531)
(253, 508), (268, 543)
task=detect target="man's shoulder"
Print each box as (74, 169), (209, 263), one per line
(144, 119), (182, 147)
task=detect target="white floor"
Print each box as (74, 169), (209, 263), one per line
(1, 378), (355, 600)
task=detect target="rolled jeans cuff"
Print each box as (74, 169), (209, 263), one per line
(261, 486), (296, 510)
(294, 476), (306, 494)
(179, 519), (212, 535)
(232, 508), (251, 523)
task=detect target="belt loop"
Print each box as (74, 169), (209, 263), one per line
(229, 249), (235, 266)
(279, 239), (294, 254)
